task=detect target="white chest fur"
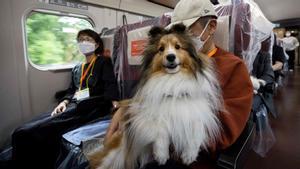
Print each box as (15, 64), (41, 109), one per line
(126, 70), (222, 166)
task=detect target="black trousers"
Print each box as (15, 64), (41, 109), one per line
(287, 50), (295, 70)
(11, 100), (111, 169)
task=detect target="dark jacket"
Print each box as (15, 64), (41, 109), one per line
(272, 44), (286, 81)
(62, 56), (119, 102)
(11, 56), (119, 169)
(252, 51), (276, 117)
(272, 45), (286, 65)
(252, 51), (274, 86)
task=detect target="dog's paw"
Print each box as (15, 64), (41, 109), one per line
(181, 149), (198, 165)
(153, 150), (169, 165)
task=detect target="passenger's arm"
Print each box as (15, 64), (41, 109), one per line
(259, 53), (274, 85)
(104, 107), (124, 144)
(272, 45), (286, 71)
(272, 61), (283, 71)
(52, 66), (79, 116)
(51, 99), (70, 116)
(104, 100), (130, 144)
(215, 62), (253, 151)
(250, 76), (260, 94)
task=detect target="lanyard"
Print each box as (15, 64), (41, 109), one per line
(80, 56), (97, 90)
(85, 60), (96, 89)
(207, 47), (218, 57)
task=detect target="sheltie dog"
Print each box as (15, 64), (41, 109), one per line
(88, 23), (223, 169)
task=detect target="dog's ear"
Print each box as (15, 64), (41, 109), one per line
(148, 26), (165, 38)
(169, 23), (186, 34)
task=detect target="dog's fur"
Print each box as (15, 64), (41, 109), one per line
(88, 24), (223, 169)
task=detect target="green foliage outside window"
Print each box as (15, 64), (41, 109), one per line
(26, 12), (93, 67)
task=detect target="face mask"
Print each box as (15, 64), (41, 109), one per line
(285, 32), (291, 37)
(191, 20), (212, 52)
(78, 41), (96, 55)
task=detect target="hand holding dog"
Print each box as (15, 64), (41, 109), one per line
(104, 107), (124, 144)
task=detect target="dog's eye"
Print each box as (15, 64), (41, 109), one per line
(175, 44), (180, 49)
(159, 46), (164, 52)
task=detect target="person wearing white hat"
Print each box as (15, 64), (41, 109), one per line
(167, 0), (219, 55)
(164, 0), (253, 168)
(146, 0), (252, 168)
(104, 0), (253, 168)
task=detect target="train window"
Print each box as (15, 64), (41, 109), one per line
(25, 10), (94, 70)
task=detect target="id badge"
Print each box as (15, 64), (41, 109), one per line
(75, 88), (90, 101)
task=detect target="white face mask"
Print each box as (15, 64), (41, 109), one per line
(191, 20), (211, 52)
(78, 41), (96, 55)
(285, 32), (291, 37)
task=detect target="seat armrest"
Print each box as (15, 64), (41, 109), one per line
(55, 89), (69, 102)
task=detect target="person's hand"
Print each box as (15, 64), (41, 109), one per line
(104, 107), (125, 145)
(51, 100), (69, 116)
(112, 101), (120, 111)
(257, 79), (266, 87)
(250, 76), (260, 92)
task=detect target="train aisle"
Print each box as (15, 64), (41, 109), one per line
(244, 66), (300, 169)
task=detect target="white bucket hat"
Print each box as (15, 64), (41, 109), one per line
(167, 0), (217, 29)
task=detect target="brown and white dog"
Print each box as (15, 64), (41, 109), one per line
(88, 23), (223, 169)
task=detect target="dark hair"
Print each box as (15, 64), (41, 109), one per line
(261, 36), (272, 52)
(77, 29), (104, 56)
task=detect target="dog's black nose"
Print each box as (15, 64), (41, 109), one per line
(166, 54), (176, 62)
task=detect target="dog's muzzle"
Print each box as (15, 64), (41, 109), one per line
(163, 54), (180, 73)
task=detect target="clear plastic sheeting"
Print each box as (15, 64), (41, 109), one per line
(56, 117), (111, 169)
(56, 143), (89, 169)
(229, 0), (274, 72)
(218, 0), (232, 5)
(62, 119), (111, 146)
(268, 34), (274, 59)
(214, 0), (274, 72)
(253, 104), (276, 157)
(214, 4), (231, 51)
(277, 38), (290, 61)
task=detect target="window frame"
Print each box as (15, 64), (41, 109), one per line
(24, 8), (95, 71)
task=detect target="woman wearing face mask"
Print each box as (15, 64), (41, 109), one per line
(8, 29), (119, 169)
(51, 29), (119, 116)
